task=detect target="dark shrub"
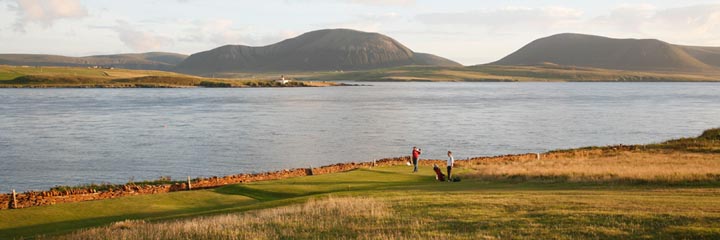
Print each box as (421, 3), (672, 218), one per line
(199, 81), (232, 87)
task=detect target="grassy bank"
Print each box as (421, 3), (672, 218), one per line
(0, 65), (336, 88)
(301, 64), (720, 82)
(1, 129), (719, 239)
(5, 64), (720, 86)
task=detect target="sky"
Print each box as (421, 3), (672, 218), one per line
(1, 0), (719, 65)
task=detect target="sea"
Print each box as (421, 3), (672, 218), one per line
(1, 82), (719, 192)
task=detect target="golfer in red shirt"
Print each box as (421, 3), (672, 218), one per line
(412, 146), (421, 172)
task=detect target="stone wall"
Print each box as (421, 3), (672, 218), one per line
(1, 156), (425, 210)
(2, 150), (622, 210)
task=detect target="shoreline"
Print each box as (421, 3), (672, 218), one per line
(2, 126), (716, 209)
(1, 146), (641, 210)
(0, 81), (346, 88)
(4, 80), (719, 88)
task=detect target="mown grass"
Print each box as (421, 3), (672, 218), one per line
(2, 129), (720, 239)
(36, 181), (720, 239)
(0, 190), (256, 238)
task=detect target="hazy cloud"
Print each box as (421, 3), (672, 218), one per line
(654, 5), (720, 37)
(287, 0), (415, 6)
(109, 21), (173, 52)
(348, 0), (414, 6)
(416, 6), (583, 33)
(416, 4), (720, 44)
(591, 4), (656, 32)
(325, 12), (402, 32)
(8, 0), (88, 32)
(180, 19), (298, 46)
(591, 4), (720, 44)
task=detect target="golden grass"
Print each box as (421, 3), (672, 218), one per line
(301, 81), (342, 87)
(0, 65), (185, 81)
(462, 150), (720, 184)
(308, 64), (720, 82)
(43, 186), (720, 239)
(43, 197), (397, 240)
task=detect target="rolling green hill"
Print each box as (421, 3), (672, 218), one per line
(0, 52), (187, 71)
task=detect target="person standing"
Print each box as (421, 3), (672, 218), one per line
(412, 146), (421, 172)
(447, 151), (454, 181)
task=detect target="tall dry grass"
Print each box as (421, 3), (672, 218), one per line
(42, 197), (434, 240)
(463, 150), (720, 184)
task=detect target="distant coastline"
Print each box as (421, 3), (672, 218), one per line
(0, 65), (343, 88)
(304, 65), (720, 82)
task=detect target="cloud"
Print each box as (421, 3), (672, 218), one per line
(590, 4), (720, 44)
(180, 19), (298, 46)
(94, 21), (174, 52)
(591, 4), (656, 32)
(324, 12), (402, 32)
(654, 5), (720, 37)
(414, 4), (720, 44)
(8, 0), (88, 32)
(416, 6), (583, 33)
(285, 0), (415, 6)
(348, 0), (414, 6)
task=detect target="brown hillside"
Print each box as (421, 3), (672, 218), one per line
(677, 45), (720, 68)
(493, 33), (715, 72)
(176, 29), (461, 74)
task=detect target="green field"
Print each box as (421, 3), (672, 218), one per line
(1, 129), (719, 239)
(0, 65), (332, 88)
(4, 64), (720, 87)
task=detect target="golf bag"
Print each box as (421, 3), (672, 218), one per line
(433, 164), (446, 181)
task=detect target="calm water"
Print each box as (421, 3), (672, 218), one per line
(1, 82), (719, 192)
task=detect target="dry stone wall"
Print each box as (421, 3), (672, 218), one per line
(1, 156), (418, 210)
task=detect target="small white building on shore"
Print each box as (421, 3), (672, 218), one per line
(275, 75), (291, 84)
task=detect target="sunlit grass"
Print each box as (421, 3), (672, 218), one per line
(307, 64), (720, 82)
(0, 190), (256, 238)
(462, 128), (720, 184)
(0, 65), (330, 88)
(43, 197), (392, 240)
(40, 187), (720, 239)
(462, 151), (720, 184)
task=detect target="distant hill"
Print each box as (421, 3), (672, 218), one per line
(677, 45), (720, 68)
(492, 33), (718, 72)
(0, 52), (188, 71)
(176, 29), (461, 74)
